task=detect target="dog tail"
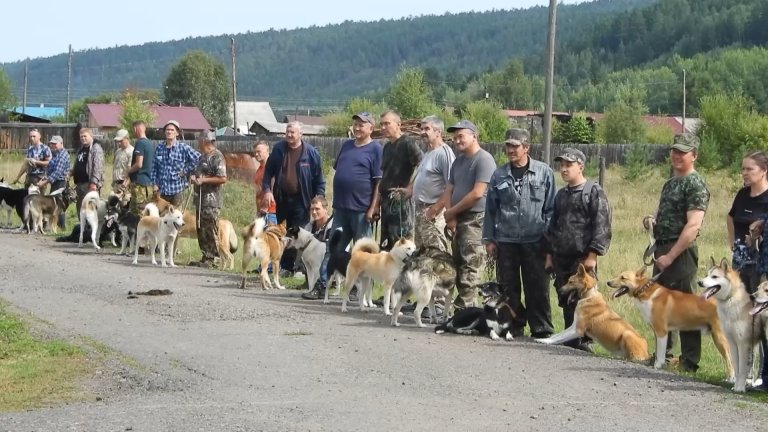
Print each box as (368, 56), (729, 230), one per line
(351, 237), (379, 255)
(243, 217), (266, 239)
(143, 203), (160, 217)
(81, 190), (100, 214)
(226, 221), (238, 252)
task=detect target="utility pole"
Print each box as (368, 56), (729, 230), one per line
(23, 59), (28, 113)
(681, 69), (687, 133)
(66, 45), (73, 121)
(231, 37), (238, 133)
(542, 0), (558, 166)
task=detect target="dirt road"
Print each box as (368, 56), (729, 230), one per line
(1, 232), (766, 431)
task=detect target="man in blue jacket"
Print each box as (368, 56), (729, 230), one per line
(483, 128), (556, 339)
(261, 121), (326, 275)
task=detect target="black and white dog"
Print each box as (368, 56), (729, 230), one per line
(434, 282), (517, 341)
(325, 228), (353, 304)
(104, 195), (137, 255)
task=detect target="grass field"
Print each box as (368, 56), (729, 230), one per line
(2, 149), (767, 401)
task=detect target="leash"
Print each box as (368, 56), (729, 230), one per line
(485, 253), (497, 282)
(642, 215), (657, 266)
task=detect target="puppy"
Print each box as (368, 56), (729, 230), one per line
(240, 219), (288, 290)
(340, 237), (416, 314)
(132, 206), (185, 267)
(391, 246), (456, 327)
(78, 191), (109, 249)
(609, 266), (733, 378)
(284, 226), (326, 293)
(536, 264), (650, 362)
(434, 282), (515, 340)
(699, 258), (764, 392)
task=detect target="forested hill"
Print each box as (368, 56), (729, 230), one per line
(2, 0), (653, 103)
(554, 0), (768, 87)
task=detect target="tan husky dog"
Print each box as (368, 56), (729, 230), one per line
(609, 266), (733, 379)
(240, 219), (287, 290)
(536, 264), (650, 362)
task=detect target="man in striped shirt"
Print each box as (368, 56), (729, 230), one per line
(151, 120), (200, 206)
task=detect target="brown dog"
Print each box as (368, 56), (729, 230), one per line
(536, 264), (650, 362)
(240, 219), (288, 290)
(609, 266), (733, 378)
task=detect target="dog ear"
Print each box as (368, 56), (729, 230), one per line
(719, 257), (730, 271)
(709, 256), (716, 268)
(576, 263), (587, 276)
(636, 265), (647, 277)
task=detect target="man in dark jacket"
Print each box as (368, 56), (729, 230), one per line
(261, 121), (326, 273)
(544, 148), (612, 351)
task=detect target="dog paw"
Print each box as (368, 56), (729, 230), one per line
(505, 333), (514, 341)
(341, 307), (348, 313)
(416, 322), (426, 328)
(322, 299), (330, 305)
(276, 285), (286, 290)
(534, 338), (550, 344)
(131, 261), (138, 265)
(384, 311), (392, 316)
(490, 332), (501, 341)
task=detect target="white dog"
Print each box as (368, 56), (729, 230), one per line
(78, 190), (109, 249)
(132, 206), (185, 267)
(284, 226), (326, 294)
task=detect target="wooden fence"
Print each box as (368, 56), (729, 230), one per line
(0, 123), (80, 151)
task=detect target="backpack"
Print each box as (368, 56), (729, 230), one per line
(582, 180), (596, 208)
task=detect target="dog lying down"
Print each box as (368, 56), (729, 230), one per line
(435, 282), (516, 341)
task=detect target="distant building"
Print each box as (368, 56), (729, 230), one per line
(232, 101), (326, 136)
(86, 103), (211, 136)
(14, 105), (65, 119)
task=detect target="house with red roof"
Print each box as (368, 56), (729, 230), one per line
(85, 103), (211, 136)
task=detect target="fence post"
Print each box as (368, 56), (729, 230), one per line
(598, 156), (606, 187)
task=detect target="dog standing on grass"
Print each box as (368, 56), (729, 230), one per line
(240, 219), (288, 290)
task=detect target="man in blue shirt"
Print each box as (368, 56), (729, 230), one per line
(128, 120), (156, 215)
(38, 135), (70, 228)
(151, 120), (200, 206)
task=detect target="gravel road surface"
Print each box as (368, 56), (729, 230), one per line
(0, 232), (766, 431)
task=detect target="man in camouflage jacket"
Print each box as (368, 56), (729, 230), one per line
(544, 148), (612, 351)
(189, 131), (228, 268)
(646, 133), (709, 372)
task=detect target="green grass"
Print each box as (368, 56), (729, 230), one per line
(2, 151), (767, 399)
(0, 301), (91, 412)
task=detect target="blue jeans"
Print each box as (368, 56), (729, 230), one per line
(328, 209), (371, 253)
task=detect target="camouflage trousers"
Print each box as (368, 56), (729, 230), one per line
(197, 206), (220, 262)
(380, 193), (413, 250)
(451, 212), (485, 309)
(130, 184), (153, 216)
(414, 201), (449, 252)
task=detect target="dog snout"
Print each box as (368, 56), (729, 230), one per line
(697, 280), (705, 287)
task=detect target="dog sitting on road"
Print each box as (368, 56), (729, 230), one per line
(391, 245), (456, 327)
(536, 264), (650, 362)
(434, 282), (516, 340)
(23, 186), (77, 234)
(285, 226), (326, 294)
(609, 266), (733, 379)
(132, 206), (185, 267)
(340, 237), (416, 314)
(699, 258), (765, 392)
(240, 219), (288, 290)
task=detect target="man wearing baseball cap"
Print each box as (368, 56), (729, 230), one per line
(112, 129), (134, 192)
(541, 147), (612, 351)
(189, 130), (227, 268)
(644, 132), (709, 372)
(38, 135), (71, 228)
(483, 128), (556, 339)
(438, 119), (496, 311)
(151, 120), (200, 206)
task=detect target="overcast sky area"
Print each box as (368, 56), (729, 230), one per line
(1, 0), (581, 63)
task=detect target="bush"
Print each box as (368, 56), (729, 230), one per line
(623, 143), (650, 181)
(462, 100), (508, 143)
(698, 93), (768, 168)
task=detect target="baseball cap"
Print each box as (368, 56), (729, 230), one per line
(164, 120), (181, 132)
(113, 129), (129, 141)
(446, 119), (477, 134)
(554, 148), (587, 165)
(671, 133), (700, 153)
(504, 128), (530, 145)
(48, 135), (63, 145)
(352, 112), (375, 125)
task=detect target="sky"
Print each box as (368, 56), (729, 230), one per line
(1, 0), (581, 63)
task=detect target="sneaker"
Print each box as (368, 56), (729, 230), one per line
(349, 287), (359, 302)
(301, 281), (326, 300)
(512, 328), (526, 338)
(752, 383), (768, 392)
(279, 269), (294, 278)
